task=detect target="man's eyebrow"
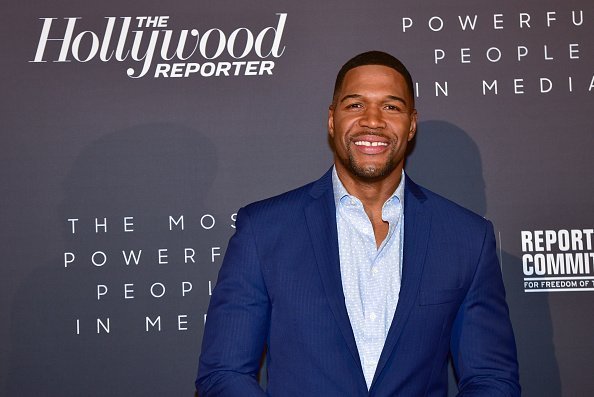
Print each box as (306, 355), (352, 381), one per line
(339, 93), (408, 106)
(339, 94), (362, 103)
(386, 95), (408, 106)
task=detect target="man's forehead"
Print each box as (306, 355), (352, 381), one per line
(345, 64), (405, 78)
(339, 65), (409, 98)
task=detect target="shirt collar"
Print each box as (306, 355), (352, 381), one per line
(331, 165), (405, 208)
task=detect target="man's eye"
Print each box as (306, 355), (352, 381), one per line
(385, 105), (402, 111)
(346, 103), (362, 109)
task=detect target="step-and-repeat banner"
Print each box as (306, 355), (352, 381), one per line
(2, 1), (593, 395)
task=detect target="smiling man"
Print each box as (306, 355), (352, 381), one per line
(197, 51), (520, 396)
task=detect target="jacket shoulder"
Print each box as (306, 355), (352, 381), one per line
(243, 180), (316, 215)
(409, 178), (491, 230)
(241, 169), (333, 218)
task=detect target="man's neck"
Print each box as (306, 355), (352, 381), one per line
(334, 164), (403, 210)
(333, 164), (404, 248)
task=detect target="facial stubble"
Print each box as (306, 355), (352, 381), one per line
(340, 136), (400, 181)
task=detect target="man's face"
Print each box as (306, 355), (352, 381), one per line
(328, 65), (417, 182)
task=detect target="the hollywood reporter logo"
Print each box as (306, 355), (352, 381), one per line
(30, 13), (287, 78)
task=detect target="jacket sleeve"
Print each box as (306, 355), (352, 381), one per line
(196, 207), (269, 397)
(451, 221), (521, 397)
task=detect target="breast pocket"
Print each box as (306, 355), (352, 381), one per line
(419, 287), (464, 306)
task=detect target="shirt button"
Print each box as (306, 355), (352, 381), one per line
(372, 267), (379, 274)
(369, 312), (377, 321)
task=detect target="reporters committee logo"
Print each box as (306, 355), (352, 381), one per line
(29, 13), (287, 79)
(521, 228), (594, 292)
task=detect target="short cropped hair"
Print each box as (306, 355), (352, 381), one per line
(332, 51), (415, 109)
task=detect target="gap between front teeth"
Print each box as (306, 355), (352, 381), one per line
(354, 141), (388, 147)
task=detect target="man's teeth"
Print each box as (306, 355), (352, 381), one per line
(354, 141), (388, 147)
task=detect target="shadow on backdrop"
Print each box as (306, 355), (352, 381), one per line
(8, 123), (222, 396)
(406, 120), (561, 396)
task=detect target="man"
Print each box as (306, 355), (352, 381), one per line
(197, 51), (520, 396)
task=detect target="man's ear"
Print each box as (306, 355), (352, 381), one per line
(328, 105), (335, 138)
(407, 109), (418, 141)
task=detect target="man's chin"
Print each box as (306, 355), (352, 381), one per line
(348, 162), (396, 181)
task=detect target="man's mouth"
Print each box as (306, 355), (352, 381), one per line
(354, 140), (388, 147)
(350, 134), (391, 154)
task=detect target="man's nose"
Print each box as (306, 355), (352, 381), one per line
(359, 107), (386, 129)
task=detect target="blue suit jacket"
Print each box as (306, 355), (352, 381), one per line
(197, 169), (520, 396)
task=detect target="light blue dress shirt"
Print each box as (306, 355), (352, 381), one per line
(332, 166), (405, 389)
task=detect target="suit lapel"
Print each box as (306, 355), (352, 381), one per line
(371, 176), (432, 388)
(304, 170), (363, 373)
